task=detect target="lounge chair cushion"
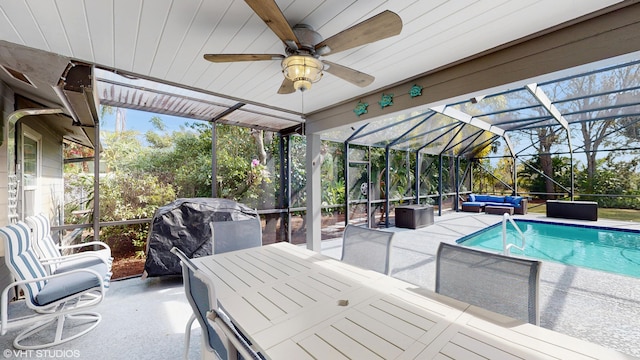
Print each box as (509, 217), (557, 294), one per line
(54, 256), (108, 273)
(36, 262), (109, 306)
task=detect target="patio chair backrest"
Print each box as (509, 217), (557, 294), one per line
(341, 224), (395, 275)
(435, 242), (541, 325)
(25, 214), (61, 271)
(211, 218), (262, 254)
(0, 222), (48, 305)
(171, 247), (228, 360)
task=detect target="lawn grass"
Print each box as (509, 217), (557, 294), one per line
(527, 202), (640, 222)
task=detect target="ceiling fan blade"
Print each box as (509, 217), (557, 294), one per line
(323, 60), (374, 87)
(245, 0), (299, 45)
(277, 78), (296, 94)
(315, 10), (402, 55)
(204, 54), (284, 62)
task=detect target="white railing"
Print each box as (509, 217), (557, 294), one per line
(502, 213), (525, 256)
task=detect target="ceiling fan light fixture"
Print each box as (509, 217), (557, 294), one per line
(282, 55), (323, 92)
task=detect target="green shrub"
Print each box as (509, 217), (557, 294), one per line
(99, 171), (176, 256)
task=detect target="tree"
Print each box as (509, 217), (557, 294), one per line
(519, 155), (574, 197)
(289, 135), (307, 208)
(578, 157), (640, 208)
(101, 130), (145, 172)
(556, 63), (640, 192)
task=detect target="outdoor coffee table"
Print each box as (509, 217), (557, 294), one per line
(485, 205), (514, 215)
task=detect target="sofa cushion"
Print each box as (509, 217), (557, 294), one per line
(486, 195), (505, 203)
(474, 195), (505, 203)
(469, 194), (476, 202)
(485, 202), (511, 207)
(462, 201), (485, 207)
(505, 196), (523, 206)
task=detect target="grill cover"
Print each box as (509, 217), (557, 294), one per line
(142, 198), (257, 277)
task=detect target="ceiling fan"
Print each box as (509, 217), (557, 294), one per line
(203, 0), (402, 94)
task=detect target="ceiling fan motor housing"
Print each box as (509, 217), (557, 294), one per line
(292, 24), (323, 55)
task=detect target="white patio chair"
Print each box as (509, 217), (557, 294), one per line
(25, 213), (112, 275)
(172, 218), (262, 358)
(0, 222), (109, 349)
(206, 308), (261, 360)
(211, 217), (262, 254)
(171, 247), (235, 360)
(341, 224), (395, 275)
(435, 242), (542, 325)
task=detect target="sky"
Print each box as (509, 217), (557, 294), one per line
(100, 107), (205, 137)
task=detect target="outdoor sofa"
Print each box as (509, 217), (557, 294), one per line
(461, 194), (528, 215)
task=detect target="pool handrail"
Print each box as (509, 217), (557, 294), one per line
(502, 213), (525, 256)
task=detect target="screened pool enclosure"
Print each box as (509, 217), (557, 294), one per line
(65, 54), (640, 246)
(318, 56), (640, 228)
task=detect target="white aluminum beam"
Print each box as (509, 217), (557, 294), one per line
(526, 82), (575, 199)
(525, 83), (570, 130)
(430, 105), (514, 156)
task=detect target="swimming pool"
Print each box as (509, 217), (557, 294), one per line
(457, 219), (640, 278)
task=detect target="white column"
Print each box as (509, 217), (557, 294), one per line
(305, 133), (322, 251)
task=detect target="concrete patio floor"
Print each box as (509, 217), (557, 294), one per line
(2, 211), (639, 359)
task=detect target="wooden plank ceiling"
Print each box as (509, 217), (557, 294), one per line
(0, 0), (625, 129)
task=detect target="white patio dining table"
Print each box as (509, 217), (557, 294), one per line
(192, 242), (635, 359)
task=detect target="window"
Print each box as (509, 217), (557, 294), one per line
(22, 127), (41, 217)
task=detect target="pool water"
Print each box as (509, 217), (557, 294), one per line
(458, 220), (640, 278)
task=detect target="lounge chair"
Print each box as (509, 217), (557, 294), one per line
(0, 222), (109, 349)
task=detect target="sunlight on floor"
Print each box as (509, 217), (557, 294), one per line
(162, 300), (195, 333)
